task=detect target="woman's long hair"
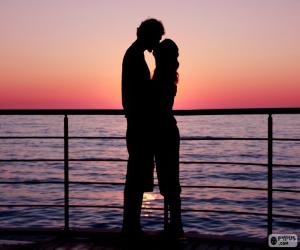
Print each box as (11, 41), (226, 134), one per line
(153, 39), (179, 85)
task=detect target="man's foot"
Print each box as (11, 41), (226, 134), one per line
(168, 225), (185, 240)
(158, 225), (185, 240)
(122, 229), (145, 249)
(122, 228), (144, 240)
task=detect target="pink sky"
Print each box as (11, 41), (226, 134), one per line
(0, 0), (299, 109)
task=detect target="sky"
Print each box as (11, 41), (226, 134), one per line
(0, 0), (299, 109)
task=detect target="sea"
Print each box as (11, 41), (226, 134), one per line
(0, 114), (299, 239)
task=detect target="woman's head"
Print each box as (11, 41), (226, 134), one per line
(153, 39), (179, 84)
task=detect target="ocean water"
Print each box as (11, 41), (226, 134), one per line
(0, 114), (299, 239)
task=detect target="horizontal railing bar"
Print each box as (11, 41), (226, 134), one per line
(183, 137), (268, 141)
(183, 186), (300, 193)
(0, 159), (266, 165)
(1, 136), (300, 142)
(0, 136), (124, 140)
(0, 159), (298, 168)
(0, 158), (126, 162)
(1, 181), (299, 193)
(0, 204), (298, 219)
(273, 138), (300, 141)
(0, 136), (64, 139)
(180, 161), (268, 166)
(0, 159), (267, 166)
(273, 188), (300, 193)
(0, 181), (64, 184)
(0, 108), (300, 116)
(0, 159), (63, 162)
(182, 137), (300, 141)
(182, 162), (299, 168)
(0, 204), (63, 207)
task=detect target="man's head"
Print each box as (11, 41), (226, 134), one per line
(137, 18), (165, 52)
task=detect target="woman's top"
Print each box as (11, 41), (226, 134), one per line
(152, 76), (177, 127)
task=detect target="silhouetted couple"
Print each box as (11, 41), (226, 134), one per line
(122, 19), (183, 239)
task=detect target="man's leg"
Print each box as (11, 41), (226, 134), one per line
(168, 193), (183, 235)
(123, 120), (144, 234)
(123, 185), (143, 233)
(122, 118), (155, 234)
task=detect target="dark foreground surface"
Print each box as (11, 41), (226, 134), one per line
(0, 228), (272, 250)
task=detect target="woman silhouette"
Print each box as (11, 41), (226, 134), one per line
(153, 39), (184, 237)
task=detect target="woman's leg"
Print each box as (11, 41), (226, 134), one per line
(156, 124), (183, 236)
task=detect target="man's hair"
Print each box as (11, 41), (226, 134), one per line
(137, 18), (165, 39)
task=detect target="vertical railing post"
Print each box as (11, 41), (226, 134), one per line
(267, 114), (273, 237)
(64, 115), (69, 232)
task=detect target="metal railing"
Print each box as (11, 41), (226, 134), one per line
(0, 108), (300, 238)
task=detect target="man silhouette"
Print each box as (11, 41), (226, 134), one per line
(122, 18), (165, 235)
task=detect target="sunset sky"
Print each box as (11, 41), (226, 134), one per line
(1, 0), (299, 109)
